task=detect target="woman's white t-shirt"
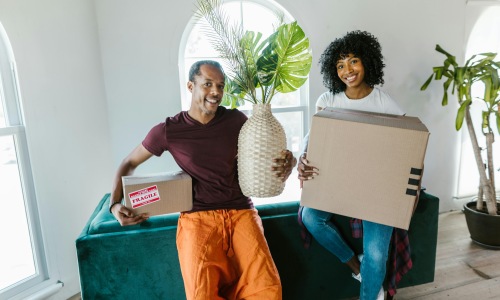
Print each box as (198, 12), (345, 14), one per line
(316, 87), (404, 115)
(302, 88), (404, 152)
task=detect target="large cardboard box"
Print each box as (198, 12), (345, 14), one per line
(122, 171), (192, 216)
(300, 108), (429, 229)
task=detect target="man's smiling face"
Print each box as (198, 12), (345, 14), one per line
(187, 64), (225, 124)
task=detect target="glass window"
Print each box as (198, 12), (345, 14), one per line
(180, 0), (309, 205)
(457, 6), (500, 198)
(0, 23), (46, 298)
(0, 136), (35, 289)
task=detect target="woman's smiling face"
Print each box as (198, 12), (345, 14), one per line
(336, 53), (366, 89)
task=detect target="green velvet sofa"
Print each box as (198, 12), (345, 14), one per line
(76, 190), (439, 300)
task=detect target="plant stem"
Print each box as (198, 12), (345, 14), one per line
(465, 106), (497, 215)
(486, 132), (496, 196)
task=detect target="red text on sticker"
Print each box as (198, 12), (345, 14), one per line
(128, 185), (160, 208)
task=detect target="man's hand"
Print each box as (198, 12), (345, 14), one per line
(111, 203), (149, 226)
(272, 150), (297, 182)
(297, 152), (319, 188)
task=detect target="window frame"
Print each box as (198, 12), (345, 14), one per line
(0, 23), (48, 299)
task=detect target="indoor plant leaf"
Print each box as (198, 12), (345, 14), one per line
(256, 21), (312, 98)
(422, 44), (500, 218)
(495, 111), (500, 135)
(421, 74), (434, 90)
(455, 99), (470, 130)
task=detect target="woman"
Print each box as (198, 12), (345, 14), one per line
(298, 30), (404, 300)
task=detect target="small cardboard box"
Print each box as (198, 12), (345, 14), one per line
(122, 171), (192, 216)
(300, 107), (429, 229)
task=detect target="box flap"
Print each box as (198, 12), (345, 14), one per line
(320, 107), (429, 132)
(122, 170), (188, 185)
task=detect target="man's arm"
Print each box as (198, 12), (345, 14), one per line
(110, 144), (154, 226)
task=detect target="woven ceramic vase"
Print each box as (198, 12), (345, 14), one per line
(238, 103), (286, 197)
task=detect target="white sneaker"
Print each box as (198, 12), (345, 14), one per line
(352, 254), (364, 282)
(376, 287), (385, 300)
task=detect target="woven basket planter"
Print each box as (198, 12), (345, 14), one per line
(238, 103), (286, 197)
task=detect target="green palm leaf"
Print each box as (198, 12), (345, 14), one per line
(257, 21), (312, 98)
(195, 0), (312, 105)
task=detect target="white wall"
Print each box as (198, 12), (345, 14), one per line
(94, 0), (187, 174)
(0, 0), (480, 298)
(0, 0), (112, 299)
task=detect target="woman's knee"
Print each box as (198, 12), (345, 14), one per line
(301, 207), (326, 227)
(302, 207), (334, 237)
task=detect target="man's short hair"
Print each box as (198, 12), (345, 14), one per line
(188, 60), (226, 82)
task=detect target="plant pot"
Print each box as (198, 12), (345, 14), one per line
(463, 201), (500, 249)
(237, 103), (286, 197)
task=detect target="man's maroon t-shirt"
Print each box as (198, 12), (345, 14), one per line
(142, 106), (252, 212)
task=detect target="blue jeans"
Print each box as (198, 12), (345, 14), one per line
(301, 206), (393, 300)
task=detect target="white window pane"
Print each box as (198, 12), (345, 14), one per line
(271, 90), (300, 107)
(185, 23), (219, 59)
(185, 2), (242, 59)
(0, 135), (36, 290)
(224, 2), (243, 22)
(242, 2), (279, 37)
(466, 7), (500, 57)
(274, 111), (303, 155)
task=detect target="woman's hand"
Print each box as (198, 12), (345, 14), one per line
(297, 152), (319, 188)
(111, 203), (149, 226)
(272, 150), (297, 182)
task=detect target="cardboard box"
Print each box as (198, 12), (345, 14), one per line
(300, 108), (429, 229)
(122, 171), (192, 216)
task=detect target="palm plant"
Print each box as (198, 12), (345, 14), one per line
(421, 44), (500, 216)
(194, 0), (312, 197)
(194, 0), (312, 108)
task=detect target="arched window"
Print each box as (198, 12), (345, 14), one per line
(0, 23), (47, 298)
(457, 5), (500, 198)
(179, 0), (307, 204)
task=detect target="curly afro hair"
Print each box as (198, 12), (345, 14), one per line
(319, 30), (385, 94)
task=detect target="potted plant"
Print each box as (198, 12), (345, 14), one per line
(421, 44), (500, 248)
(195, 0), (312, 197)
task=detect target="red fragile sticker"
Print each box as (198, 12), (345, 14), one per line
(128, 185), (160, 208)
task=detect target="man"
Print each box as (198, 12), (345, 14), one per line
(110, 60), (296, 300)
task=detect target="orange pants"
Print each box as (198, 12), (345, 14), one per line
(176, 209), (282, 300)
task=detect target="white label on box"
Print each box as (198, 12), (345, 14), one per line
(128, 185), (160, 208)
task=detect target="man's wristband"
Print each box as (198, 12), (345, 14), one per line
(109, 201), (122, 214)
